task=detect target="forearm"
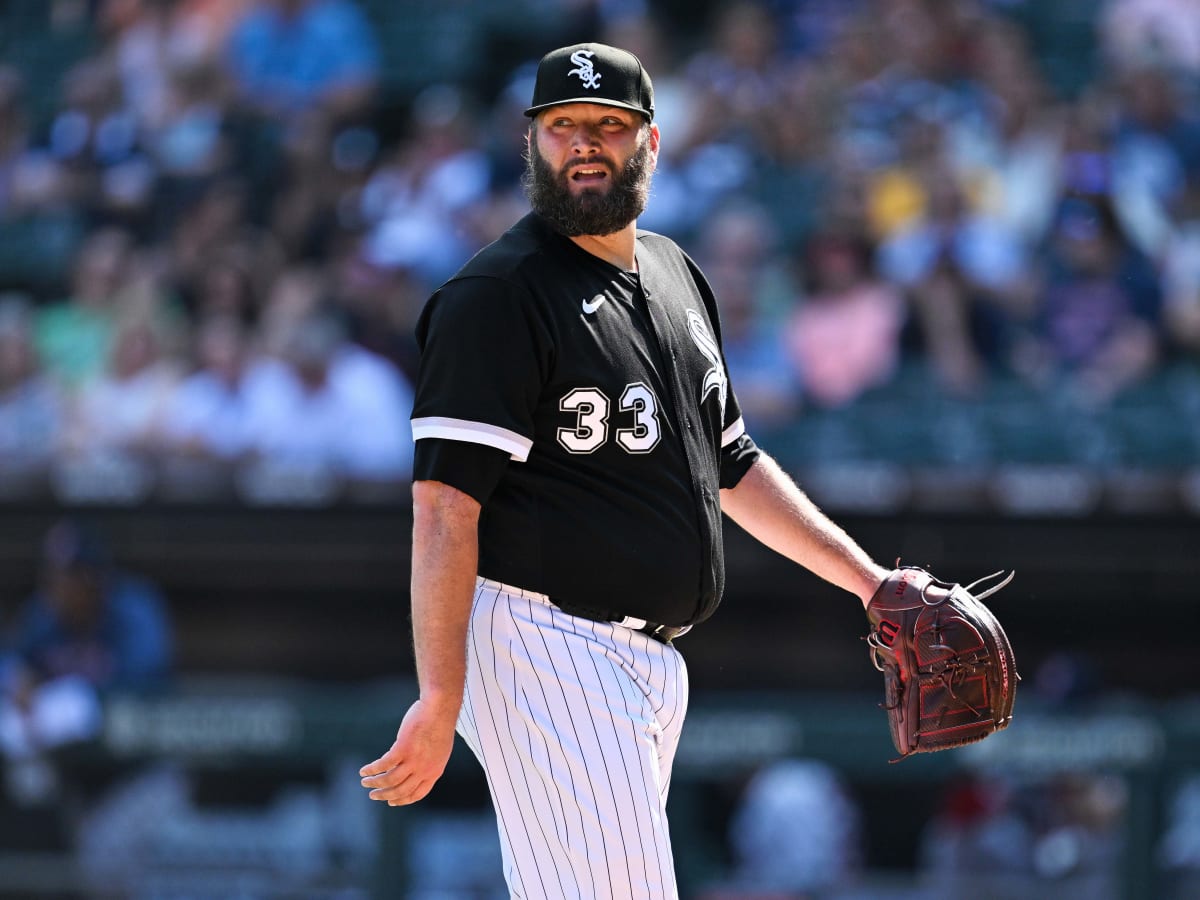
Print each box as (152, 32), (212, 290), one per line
(720, 453), (888, 604)
(358, 479), (480, 805)
(410, 479), (481, 717)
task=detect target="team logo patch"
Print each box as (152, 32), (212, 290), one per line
(686, 309), (727, 417)
(568, 50), (602, 90)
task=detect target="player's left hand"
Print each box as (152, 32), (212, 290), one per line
(359, 697), (458, 805)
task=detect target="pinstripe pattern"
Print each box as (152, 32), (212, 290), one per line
(457, 578), (688, 899)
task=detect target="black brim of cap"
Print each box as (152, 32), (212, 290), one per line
(524, 98), (653, 119)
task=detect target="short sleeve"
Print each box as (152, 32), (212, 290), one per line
(413, 438), (511, 505)
(719, 431), (760, 489)
(411, 276), (551, 462)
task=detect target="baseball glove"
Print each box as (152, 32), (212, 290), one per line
(865, 564), (1017, 761)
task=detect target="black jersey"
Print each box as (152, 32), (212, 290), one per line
(411, 213), (760, 626)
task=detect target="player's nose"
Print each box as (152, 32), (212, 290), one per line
(569, 125), (602, 153)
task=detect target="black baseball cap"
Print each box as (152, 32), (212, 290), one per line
(525, 43), (654, 121)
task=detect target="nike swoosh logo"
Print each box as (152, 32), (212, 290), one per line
(581, 294), (607, 314)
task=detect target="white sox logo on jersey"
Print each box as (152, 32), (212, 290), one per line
(568, 50), (602, 90)
(687, 309), (727, 419)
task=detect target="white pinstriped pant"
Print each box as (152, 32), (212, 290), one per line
(457, 577), (689, 900)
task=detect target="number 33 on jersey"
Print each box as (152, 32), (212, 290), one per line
(410, 213), (758, 626)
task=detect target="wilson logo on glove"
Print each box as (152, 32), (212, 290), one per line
(877, 619), (900, 647)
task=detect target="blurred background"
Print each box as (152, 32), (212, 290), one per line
(0, 0), (1198, 897)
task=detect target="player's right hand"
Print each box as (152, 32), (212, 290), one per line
(358, 697), (458, 806)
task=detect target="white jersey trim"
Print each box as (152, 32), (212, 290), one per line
(412, 416), (533, 462)
(721, 416), (746, 447)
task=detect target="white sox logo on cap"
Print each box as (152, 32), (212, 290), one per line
(568, 50), (602, 89)
(525, 43), (654, 120)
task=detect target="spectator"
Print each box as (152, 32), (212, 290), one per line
(141, 57), (234, 183)
(1012, 196), (1162, 404)
(0, 294), (66, 468)
(64, 313), (185, 458)
(34, 226), (134, 389)
(719, 758), (862, 895)
(862, 114), (939, 242)
(664, 1), (786, 227)
(181, 239), (265, 324)
(100, 0), (193, 133)
(876, 158), (1033, 393)
(161, 312), (259, 461)
(1029, 773), (1127, 894)
(246, 309), (414, 481)
(1050, 89), (1175, 272)
(43, 55), (157, 226)
(329, 240), (426, 383)
(224, 0), (381, 122)
(918, 774), (1034, 892)
(360, 83), (491, 287)
(785, 230), (906, 408)
(99, 0), (242, 134)
(822, 12), (896, 172)
(0, 67), (39, 217)
(751, 55), (842, 246)
(0, 519), (172, 801)
(1110, 66), (1200, 260)
(1101, 0), (1200, 75)
(265, 109), (362, 263)
(256, 263), (325, 358)
(680, 1), (787, 156)
(166, 177), (281, 309)
(951, 18), (1065, 247)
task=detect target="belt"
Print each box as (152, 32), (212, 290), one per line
(477, 579), (691, 644)
(556, 601), (691, 645)
(630, 621), (690, 644)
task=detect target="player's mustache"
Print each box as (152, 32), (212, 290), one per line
(561, 158), (616, 177)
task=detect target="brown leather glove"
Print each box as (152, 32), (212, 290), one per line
(865, 565), (1018, 761)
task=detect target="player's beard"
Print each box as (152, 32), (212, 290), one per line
(523, 131), (654, 237)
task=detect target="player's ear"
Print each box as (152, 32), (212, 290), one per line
(648, 123), (660, 168)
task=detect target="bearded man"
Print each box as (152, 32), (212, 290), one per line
(360, 43), (888, 900)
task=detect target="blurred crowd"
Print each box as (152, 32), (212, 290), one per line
(696, 756), (1130, 900)
(1, 0), (1199, 495)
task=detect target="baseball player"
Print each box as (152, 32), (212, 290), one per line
(360, 43), (890, 899)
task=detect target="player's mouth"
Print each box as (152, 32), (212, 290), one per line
(569, 166), (609, 184)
